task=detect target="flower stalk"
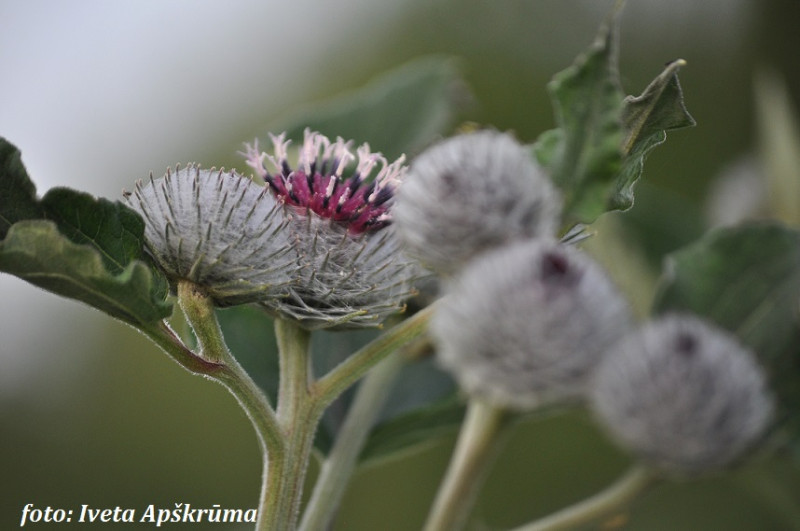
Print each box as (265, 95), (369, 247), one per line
(261, 318), (318, 531)
(299, 350), (408, 531)
(315, 305), (434, 409)
(510, 466), (657, 531)
(423, 398), (513, 531)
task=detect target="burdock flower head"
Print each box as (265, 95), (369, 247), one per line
(125, 165), (293, 306)
(432, 239), (632, 410)
(394, 130), (562, 274)
(243, 129), (420, 329)
(590, 315), (774, 475)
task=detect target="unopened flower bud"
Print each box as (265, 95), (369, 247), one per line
(243, 129), (421, 328)
(590, 315), (774, 475)
(432, 239), (631, 410)
(124, 165), (293, 306)
(394, 130), (561, 274)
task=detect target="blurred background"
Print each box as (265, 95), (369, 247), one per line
(2, 0), (799, 529)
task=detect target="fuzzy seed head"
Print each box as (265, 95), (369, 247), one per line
(590, 315), (774, 475)
(432, 239), (631, 410)
(125, 165), (293, 306)
(394, 130), (562, 274)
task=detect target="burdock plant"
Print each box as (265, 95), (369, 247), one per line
(2, 3), (798, 531)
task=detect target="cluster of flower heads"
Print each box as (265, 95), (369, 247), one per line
(393, 129), (774, 475)
(126, 129), (419, 329)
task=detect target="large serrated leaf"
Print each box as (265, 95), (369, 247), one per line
(532, 10), (624, 225)
(653, 222), (800, 456)
(0, 137), (172, 326)
(0, 220), (173, 325)
(268, 55), (464, 161)
(614, 60), (696, 211)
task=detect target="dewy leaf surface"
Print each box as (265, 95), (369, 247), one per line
(0, 137), (172, 326)
(654, 222), (800, 455)
(269, 56), (464, 160)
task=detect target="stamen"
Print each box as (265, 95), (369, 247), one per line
(247, 130), (406, 234)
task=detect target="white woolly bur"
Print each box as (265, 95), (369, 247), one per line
(394, 130), (562, 274)
(590, 315), (774, 475)
(432, 239), (631, 410)
(260, 213), (421, 329)
(125, 165), (294, 306)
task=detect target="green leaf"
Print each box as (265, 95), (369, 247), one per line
(533, 10), (695, 225)
(614, 60), (696, 211)
(0, 221), (173, 325)
(0, 139), (44, 237)
(0, 137), (172, 326)
(532, 9), (625, 224)
(269, 55), (464, 161)
(653, 222), (800, 454)
(41, 188), (149, 275)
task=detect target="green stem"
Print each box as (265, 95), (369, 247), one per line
(423, 398), (512, 531)
(299, 351), (407, 531)
(141, 320), (224, 376)
(510, 466), (657, 531)
(167, 285), (433, 530)
(260, 318), (318, 531)
(315, 305), (433, 410)
(176, 280), (229, 364)
(174, 281), (283, 452)
(174, 280), (287, 530)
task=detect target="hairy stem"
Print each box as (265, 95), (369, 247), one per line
(423, 399), (512, 531)
(299, 351), (407, 531)
(260, 318), (318, 531)
(511, 466), (657, 531)
(174, 280), (287, 530)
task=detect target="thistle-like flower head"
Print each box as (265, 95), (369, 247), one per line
(243, 129), (420, 329)
(244, 129), (405, 234)
(394, 130), (562, 274)
(124, 165), (293, 306)
(590, 315), (774, 475)
(433, 239), (632, 409)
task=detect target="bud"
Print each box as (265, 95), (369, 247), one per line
(243, 129), (421, 328)
(590, 315), (774, 475)
(124, 165), (293, 306)
(432, 239), (631, 410)
(394, 130), (561, 274)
